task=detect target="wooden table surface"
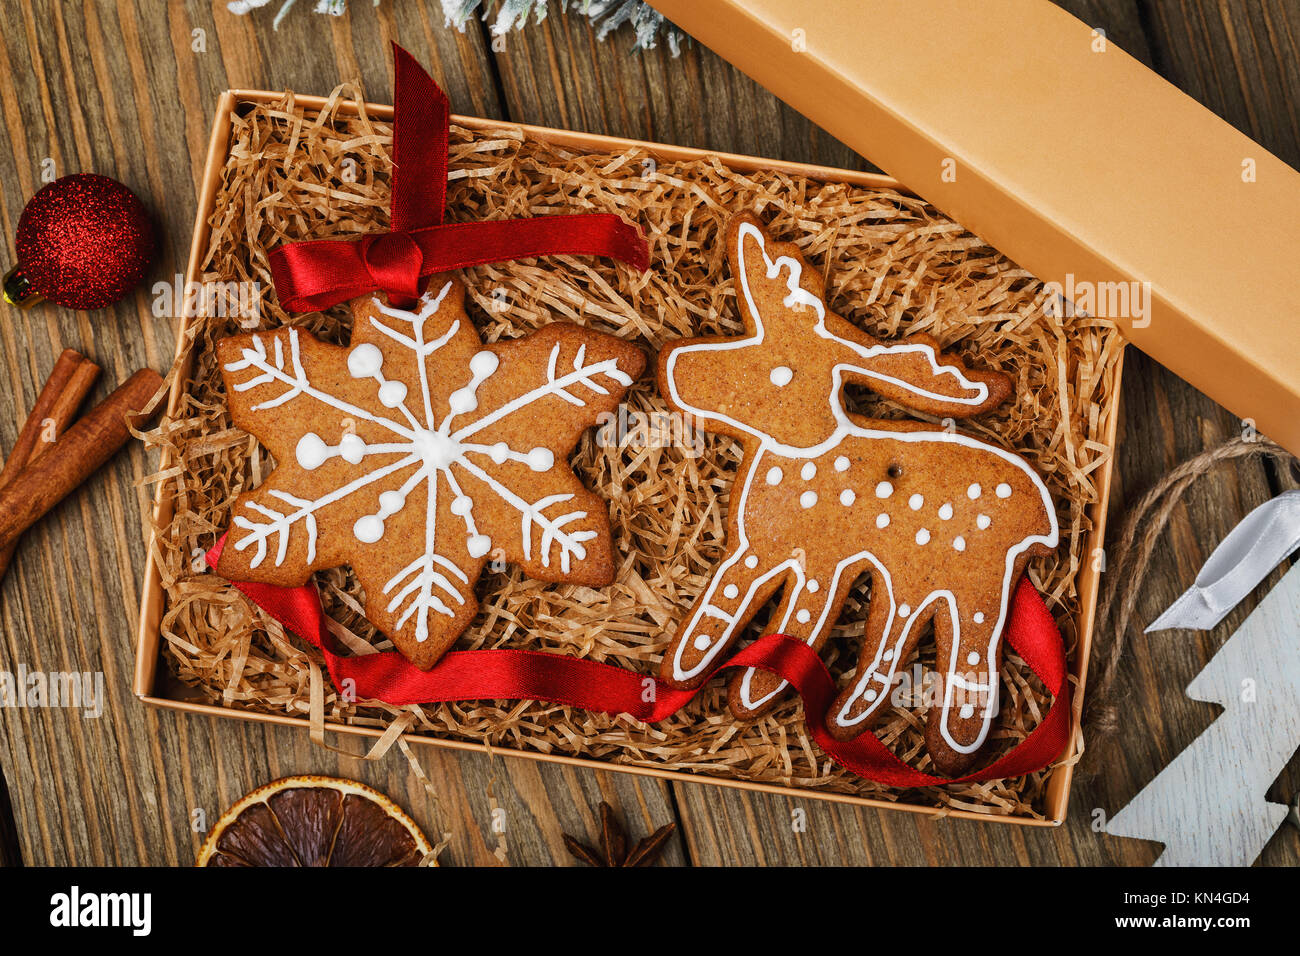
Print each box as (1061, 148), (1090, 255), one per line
(0, 0), (1296, 867)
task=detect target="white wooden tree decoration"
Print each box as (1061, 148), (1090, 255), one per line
(1106, 561), (1300, 866)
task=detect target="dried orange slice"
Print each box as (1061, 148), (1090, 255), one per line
(197, 775), (433, 867)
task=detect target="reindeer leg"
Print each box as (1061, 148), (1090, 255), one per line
(660, 546), (787, 689)
(727, 559), (848, 719)
(827, 568), (928, 741)
(925, 599), (1002, 777)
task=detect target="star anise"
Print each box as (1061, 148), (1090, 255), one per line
(562, 801), (676, 867)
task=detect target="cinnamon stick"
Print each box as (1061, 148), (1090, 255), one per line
(0, 368), (162, 555)
(0, 349), (85, 495)
(0, 355), (100, 578)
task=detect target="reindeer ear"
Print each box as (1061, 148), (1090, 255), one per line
(728, 214), (826, 334)
(838, 331), (1013, 418)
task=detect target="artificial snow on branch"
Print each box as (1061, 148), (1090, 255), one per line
(228, 0), (685, 55)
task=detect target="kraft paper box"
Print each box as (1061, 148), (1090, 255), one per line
(134, 82), (1122, 829)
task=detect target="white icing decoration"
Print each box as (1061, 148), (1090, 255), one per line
(445, 348), (496, 421)
(222, 283), (633, 646)
(899, 604), (912, 617)
(796, 609), (811, 624)
(834, 456), (850, 472)
(916, 528), (930, 545)
(909, 493), (924, 510)
(723, 584), (739, 599)
(967, 651), (980, 665)
(470, 350), (499, 378)
(977, 514), (991, 530)
(799, 490), (818, 509)
(938, 502), (953, 520)
(296, 433), (327, 470)
(770, 365), (793, 387)
(339, 433), (365, 464)
(347, 343), (382, 378)
(448, 387), (477, 415)
(694, 634), (711, 651)
(875, 513), (890, 529)
(953, 536), (966, 552)
(807, 580), (819, 593)
(840, 489), (856, 506)
(661, 222), (1060, 750)
(354, 514), (384, 544)
(378, 380), (408, 408)
(996, 482), (1012, 498)
(766, 466), (783, 485)
(744, 554), (758, 569)
(974, 612), (985, 624)
(968, 483), (982, 499)
(959, 703), (975, 719)
(526, 447), (555, 472)
(801, 461), (817, 481)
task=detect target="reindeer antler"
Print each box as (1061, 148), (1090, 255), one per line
(730, 214), (1011, 419)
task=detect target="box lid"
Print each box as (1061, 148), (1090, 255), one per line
(649, 0), (1300, 453)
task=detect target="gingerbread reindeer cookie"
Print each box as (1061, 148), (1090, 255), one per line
(657, 214), (1057, 775)
(216, 277), (645, 670)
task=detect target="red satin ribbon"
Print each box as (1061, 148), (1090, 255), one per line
(206, 538), (1071, 786)
(268, 44), (649, 313)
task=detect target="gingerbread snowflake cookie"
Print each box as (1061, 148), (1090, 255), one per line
(657, 214), (1058, 775)
(216, 276), (645, 670)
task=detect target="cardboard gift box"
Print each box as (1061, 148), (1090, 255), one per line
(134, 82), (1119, 828)
(135, 0), (1297, 828)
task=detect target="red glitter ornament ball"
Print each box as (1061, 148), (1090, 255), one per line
(11, 174), (155, 310)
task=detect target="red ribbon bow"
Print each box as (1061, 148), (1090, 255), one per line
(268, 44), (649, 313)
(208, 537), (1071, 787)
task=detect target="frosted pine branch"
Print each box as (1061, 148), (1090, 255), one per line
(228, 0), (684, 55)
